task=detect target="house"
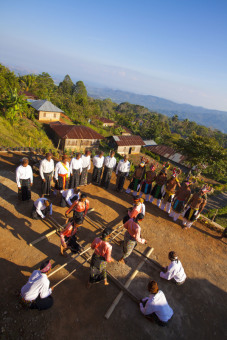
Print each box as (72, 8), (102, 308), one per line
(49, 122), (104, 151)
(114, 125), (132, 136)
(28, 100), (63, 121)
(109, 135), (145, 155)
(96, 117), (115, 127)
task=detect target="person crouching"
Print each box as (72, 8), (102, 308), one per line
(160, 251), (186, 285)
(31, 198), (52, 219)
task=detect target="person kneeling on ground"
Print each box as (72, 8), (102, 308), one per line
(20, 260), (54, 310)
(87, 227), (114, 288)
(160, 251), (186, 285)
(31, 198), (52, 219)
(140, 280), (173, 326)
(60, 219), (81, 256)
(60, 187), (81, 207)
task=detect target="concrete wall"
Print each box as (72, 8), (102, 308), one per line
(117, 145), (141, 155)
(38, 111), (61, 121)
(64, 138), (100, 151)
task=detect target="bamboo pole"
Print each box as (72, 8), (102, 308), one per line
(107, 272), (140, 303)
(104, 247), (154, 320)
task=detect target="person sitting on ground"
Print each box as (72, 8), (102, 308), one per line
(160, 251), (186, 285)
(123, 195), (143, 224)
(60, 219), (81, 256)
(65, 193), (89, 229)
(20, 260), (54, 310)
(60, 187), (81, 207)
(119, 213), (146, 264)
(87, 227), (114, 288)
(31, 198), (52, 219)
(140, 280), (173, 326)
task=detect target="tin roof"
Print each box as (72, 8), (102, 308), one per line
(143, 140), (157, 146)
(97, 117), (115, 124)
(28, 100), (63, 113)
(145, 145), (187, 164)
(112, 135), (145, 146)
(50, 123), (104, 140)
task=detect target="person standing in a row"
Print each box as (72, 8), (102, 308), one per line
(69, 153), (82, 189)
(16, 157), (33, 201)
(115, 155), (131, 192)
(101, 151), (116, 189)
(55, 155), (70, 191)
(39, 153), (54, 197)
(92, 151), (104, 184)
(80, 150), (91, 186)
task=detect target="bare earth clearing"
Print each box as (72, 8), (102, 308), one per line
(0, 152), (226, 340)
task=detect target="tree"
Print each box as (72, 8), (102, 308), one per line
(2, 88), (28, 124)
(19, 74), (37, 92)
(58, 75), (74, 95)
(73, 80), (87, 105)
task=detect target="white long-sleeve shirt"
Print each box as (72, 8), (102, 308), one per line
(160, 260), (186, 283)
(104, 156), (117, 169)
(93, 155), (104, 168)
(81, 155), (91, 170)
(39, 158), (54, 180)
(141, 203), (146, 216)
(140, 291), (173, 322)
(55, 161), (70, 180)
(69, 158), (82, 175)
(21, 270), (52, 301)
(116, 160), (130, 175)
(61, 189), (80, 206)
(34, 198), (52, 219)
(16, 165), (33, 187)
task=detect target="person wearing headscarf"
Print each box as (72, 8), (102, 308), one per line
(20, 260), (54, 310)
(54, 155), (70, 191)
(169, 180), (191, 222)
(69, 152), (82, 189)
(126, 160), (146, 196)
(160, 251), (186, 285)
(31, 198), (52, 219)
(149, 167), (168, 207)
(16, 157), (33, 201)
(139, 280), (173, 326)
(92, 151), (104, 184)
(60, 187), (81, 207)
(119, 213), (146, 264)
(87, 227), (114, 287)
(39, 153), (54, 197)
(139, 163), (157, 201)
(100, 150), (117, 189)
(115, 155), (131, 192)
(160, 168), (181, 213)
(65, 193), (89, 228)
(80, 150), (91, 186)
(123, 195), (143, 224)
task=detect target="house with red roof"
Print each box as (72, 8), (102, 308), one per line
(108, 135), (145, 155)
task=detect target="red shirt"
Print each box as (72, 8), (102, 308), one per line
(66, 199), (89, 215)
(91, 237), (112, 262)
(124, 218), (145, 244)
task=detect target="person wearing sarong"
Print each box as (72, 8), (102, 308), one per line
(31, 198), (52, 219)
(119, 213), (146, 263)
(182, 185), (210, 229)
(100, 151), (116, 189)
(39, 153), (54, 197)
(69, 153), (82, 188)
(160, 251), (186, 285)
(92, 151), (104, 184)
(80, 150), (91, 186)
(123, 195), (143, 224)
(20, 260), (54, 310)
(150, 169), (167, 207)
(169, 181), (191, 222)
(60, 188), (80, 207)
(115, 155), (130, 192)
(140, 280), (173, 326)
(60, 219), (81, 256)
(139, 163), (157, 201)
(126, 161), (146, 196)
(160, 169), (181, 213)
(16, 157), (33, 201)
(65, 193), (89, 228)
(87, 227), (114, 288)
(54, 155), (70, 191)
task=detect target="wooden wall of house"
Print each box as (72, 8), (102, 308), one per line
(64, 139), (100, 151)
(117, 145), (141, 155)
(38, 111), (61, 121)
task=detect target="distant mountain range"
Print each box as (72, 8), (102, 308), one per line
(87, 87), (227, 133)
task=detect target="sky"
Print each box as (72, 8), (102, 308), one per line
(0, 0), (227, 111)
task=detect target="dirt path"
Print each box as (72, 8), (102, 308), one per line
(0, 152), (226, 340)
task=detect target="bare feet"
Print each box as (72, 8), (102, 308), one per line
(118, 258), (125, 264)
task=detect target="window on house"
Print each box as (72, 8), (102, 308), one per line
(54, 113), (57, 118)
(43, 112), (46, 117)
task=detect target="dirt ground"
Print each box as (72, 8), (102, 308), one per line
(0, 151), (226, 340)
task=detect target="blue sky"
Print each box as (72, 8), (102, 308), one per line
(0, 0), (227, 110)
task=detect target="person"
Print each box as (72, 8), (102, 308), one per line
(54, 155), (70, 191)
(92, 151), (104, 184)
(119, 213), (146, 263)
(140, 198), (146, 217)
(69, 152), (82, 189)
(39, 153), (54, 197)
(182, 185), (210, 229)
(123, 195), (143, 224)
(80, 150), (91, 186)
(115, 155), (131, 192)
(87, 227), (114, 288)
(160, 251), (186, 285)
(60, 219), (81, 256)
(169, 180), (191, 222)
(60, 187), (81, 207)
(139, 163), (157, 201)
(160, 168), (181, 213)
(65, 193), (89, 228)
(31, 198), (52, 219)
(16, 157), (33, 201)
(150, 168), (167, 207)
(139, 280), (173, 326)
(20, 260), (54, 310)
(100, 150), (116, 189)
(126, 160), (146, 196)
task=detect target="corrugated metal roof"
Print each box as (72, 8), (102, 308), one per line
(29, 100), (63, 113)
(50, 124), (104, 140)
(145, 145), (187, 164)
(143, 140), (157, 146)
(97, 117), (115, 124)
(112, 135), (145, 146)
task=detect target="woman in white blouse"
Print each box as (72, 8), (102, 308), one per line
(16, 157), (33, 201)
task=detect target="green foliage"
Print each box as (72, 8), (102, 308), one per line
(1, 87), (28, 124)
(141, 147), (160, 162)
(58, 75), (74, 95)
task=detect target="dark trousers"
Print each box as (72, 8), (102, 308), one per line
(42, 172), (52, 195)
(70, 169), (80, 189)
(30, 295), (53, 311)
(92, 166), (102, 184)
(116, 171), (127, 191)
(101, 166), (113, 189)
(31, 204), (49, 219)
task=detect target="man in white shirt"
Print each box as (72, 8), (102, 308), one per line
(31, 198), (53, 219)
(16, 157), (33, 201)
(69, 152), (82, 189)
(54, 155), (70, 190)
(140, 280), (173, 326)
(80, 150), (91, 186)
(20, 260), (54, 310)
(115, 155), (130, 192)
(100, 150), (117, 189)
(60, 188), (81, 207)
(92, 151), (104, 184)
(160, 251), (186, 285)
(39, 153), (54, 197)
